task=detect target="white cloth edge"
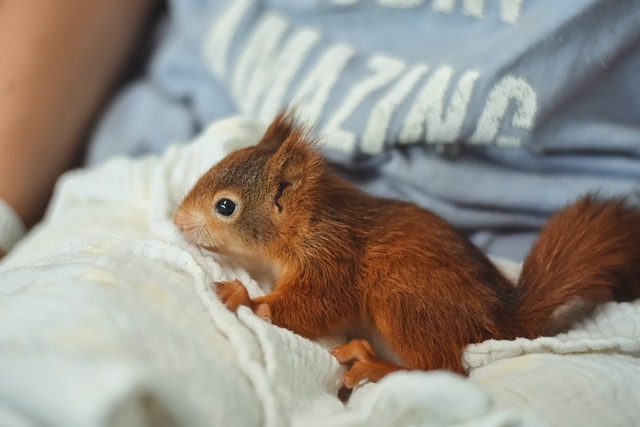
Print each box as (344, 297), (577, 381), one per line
(0, 198), (26, 254)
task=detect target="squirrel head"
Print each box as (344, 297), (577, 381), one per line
(173, 112), (327, 264)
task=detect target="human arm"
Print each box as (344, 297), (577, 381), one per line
(0, 0), (155, 255)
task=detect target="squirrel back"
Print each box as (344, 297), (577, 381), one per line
(175, 112), (640, 376)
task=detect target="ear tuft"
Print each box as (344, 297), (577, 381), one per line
(264, 109), (324, 187)
(260, 110), (302, 149)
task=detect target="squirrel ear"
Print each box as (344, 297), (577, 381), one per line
(265, 113), (323, 188)
(259, 110), (299, 149)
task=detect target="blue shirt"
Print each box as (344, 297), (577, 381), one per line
(87, 0), (640, 260)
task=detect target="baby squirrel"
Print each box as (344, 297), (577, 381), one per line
(174, 112), (640, 388)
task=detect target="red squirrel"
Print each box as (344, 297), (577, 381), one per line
(173, 112), (640, 388)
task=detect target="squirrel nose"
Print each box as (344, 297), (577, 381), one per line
(173, 208), (206, 236)
(173, 209), (188, 232)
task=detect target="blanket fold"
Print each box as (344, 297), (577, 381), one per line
(1, 117), (638, 427)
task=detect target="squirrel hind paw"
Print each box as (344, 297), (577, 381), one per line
(331, 339), (376, 364)
(341, 359), (405, 389)
(332, 339), (407, 388)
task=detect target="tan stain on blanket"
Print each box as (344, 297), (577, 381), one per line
(83, 268), (118, 288)
(82, 241), (115, 256)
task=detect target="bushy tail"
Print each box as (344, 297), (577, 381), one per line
(509, 195), (640, 338)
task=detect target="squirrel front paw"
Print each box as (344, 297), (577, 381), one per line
(213, 280), (272, 323)
(214, 279), (250, 312)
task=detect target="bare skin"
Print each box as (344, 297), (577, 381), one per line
(0, 0), (155, 238)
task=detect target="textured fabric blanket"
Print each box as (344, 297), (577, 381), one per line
(1, 118), (638, 427)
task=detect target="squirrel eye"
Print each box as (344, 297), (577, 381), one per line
(215, 198), (237, 217)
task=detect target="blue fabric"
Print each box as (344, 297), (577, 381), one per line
(87, 0), (640, 260)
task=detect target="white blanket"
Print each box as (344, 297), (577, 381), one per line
(1, 117), (639, 427)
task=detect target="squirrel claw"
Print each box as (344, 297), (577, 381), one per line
(342, 361), (375, 389)
(254, 302), (273, 324)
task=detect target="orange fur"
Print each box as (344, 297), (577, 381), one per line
(174, 112), (640, 386)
